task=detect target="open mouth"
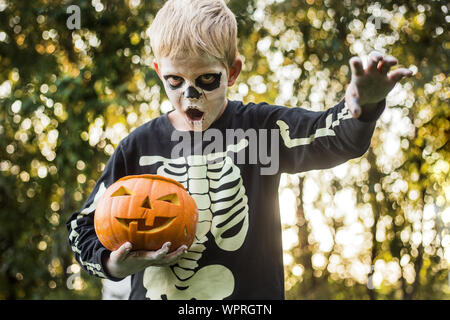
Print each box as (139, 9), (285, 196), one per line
(185, 107), (205, 122)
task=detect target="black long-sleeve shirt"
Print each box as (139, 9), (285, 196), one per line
(66, 98), (384, 299)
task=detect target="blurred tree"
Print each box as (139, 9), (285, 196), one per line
(258, 0), (449, 299)
(0, 0), (166, 299)
(0, 0), (448, 299)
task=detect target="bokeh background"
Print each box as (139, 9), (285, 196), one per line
(0, 0), (448, 299)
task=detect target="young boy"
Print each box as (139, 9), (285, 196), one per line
(66, 0), (412, 300)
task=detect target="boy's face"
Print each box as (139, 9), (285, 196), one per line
(154, 55), (240, 131)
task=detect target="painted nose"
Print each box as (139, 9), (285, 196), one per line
(184, 86), (201, 99)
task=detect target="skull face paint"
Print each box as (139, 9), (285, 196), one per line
(184, 86), (201, 99)
(155, 56), (230, 131)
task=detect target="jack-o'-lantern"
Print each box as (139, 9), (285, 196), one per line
(94, 174), (198, 252)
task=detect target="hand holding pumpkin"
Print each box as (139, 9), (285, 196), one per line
(102, 241), (187, 279)
(94, 174), (199, 278)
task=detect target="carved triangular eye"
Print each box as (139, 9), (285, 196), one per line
(141, 196), (152, 209)
(111, 186), (134, 197)
(157, 193), (180, 205)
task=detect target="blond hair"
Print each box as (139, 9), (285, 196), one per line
(148, 0), (238, 71)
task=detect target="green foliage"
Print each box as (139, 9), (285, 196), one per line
(0, 0), (448, 299)
(0, 0), (165, 299)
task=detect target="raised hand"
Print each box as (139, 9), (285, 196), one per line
(345, 51), (413, 118)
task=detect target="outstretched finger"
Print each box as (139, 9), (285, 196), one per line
(161, 245), (188, 266)
(349, 56), (364, 76)
(128, 241), (171, 260)
(378, 56), (398, 74)
(111, 242), (132, 263)
(154, 241), (172, 259)
(367, 51), (384, 72)
(388, 68), (413, 84)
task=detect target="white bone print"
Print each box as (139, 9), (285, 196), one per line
(139, 139), (249, 299)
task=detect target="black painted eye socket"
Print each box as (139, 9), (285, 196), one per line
(163, 73), (221, 91)
(195, 73), (222, 91)
(163, 75), (184, 89)
(198, 74), (216, 85)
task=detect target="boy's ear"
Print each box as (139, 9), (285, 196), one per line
(227, 57), (242, 86)
(153, 59), (162, 79)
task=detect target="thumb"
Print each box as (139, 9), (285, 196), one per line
(111, 242), (132, 263)
(345, 85), (362, 118)
(347, 97), (361, 118)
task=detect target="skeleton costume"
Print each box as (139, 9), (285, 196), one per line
(66, 98), (385, 300)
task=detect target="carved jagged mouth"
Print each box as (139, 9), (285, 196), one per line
(115, 216), (176, 233)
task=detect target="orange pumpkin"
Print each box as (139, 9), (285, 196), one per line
(94, 174), (198, 252)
